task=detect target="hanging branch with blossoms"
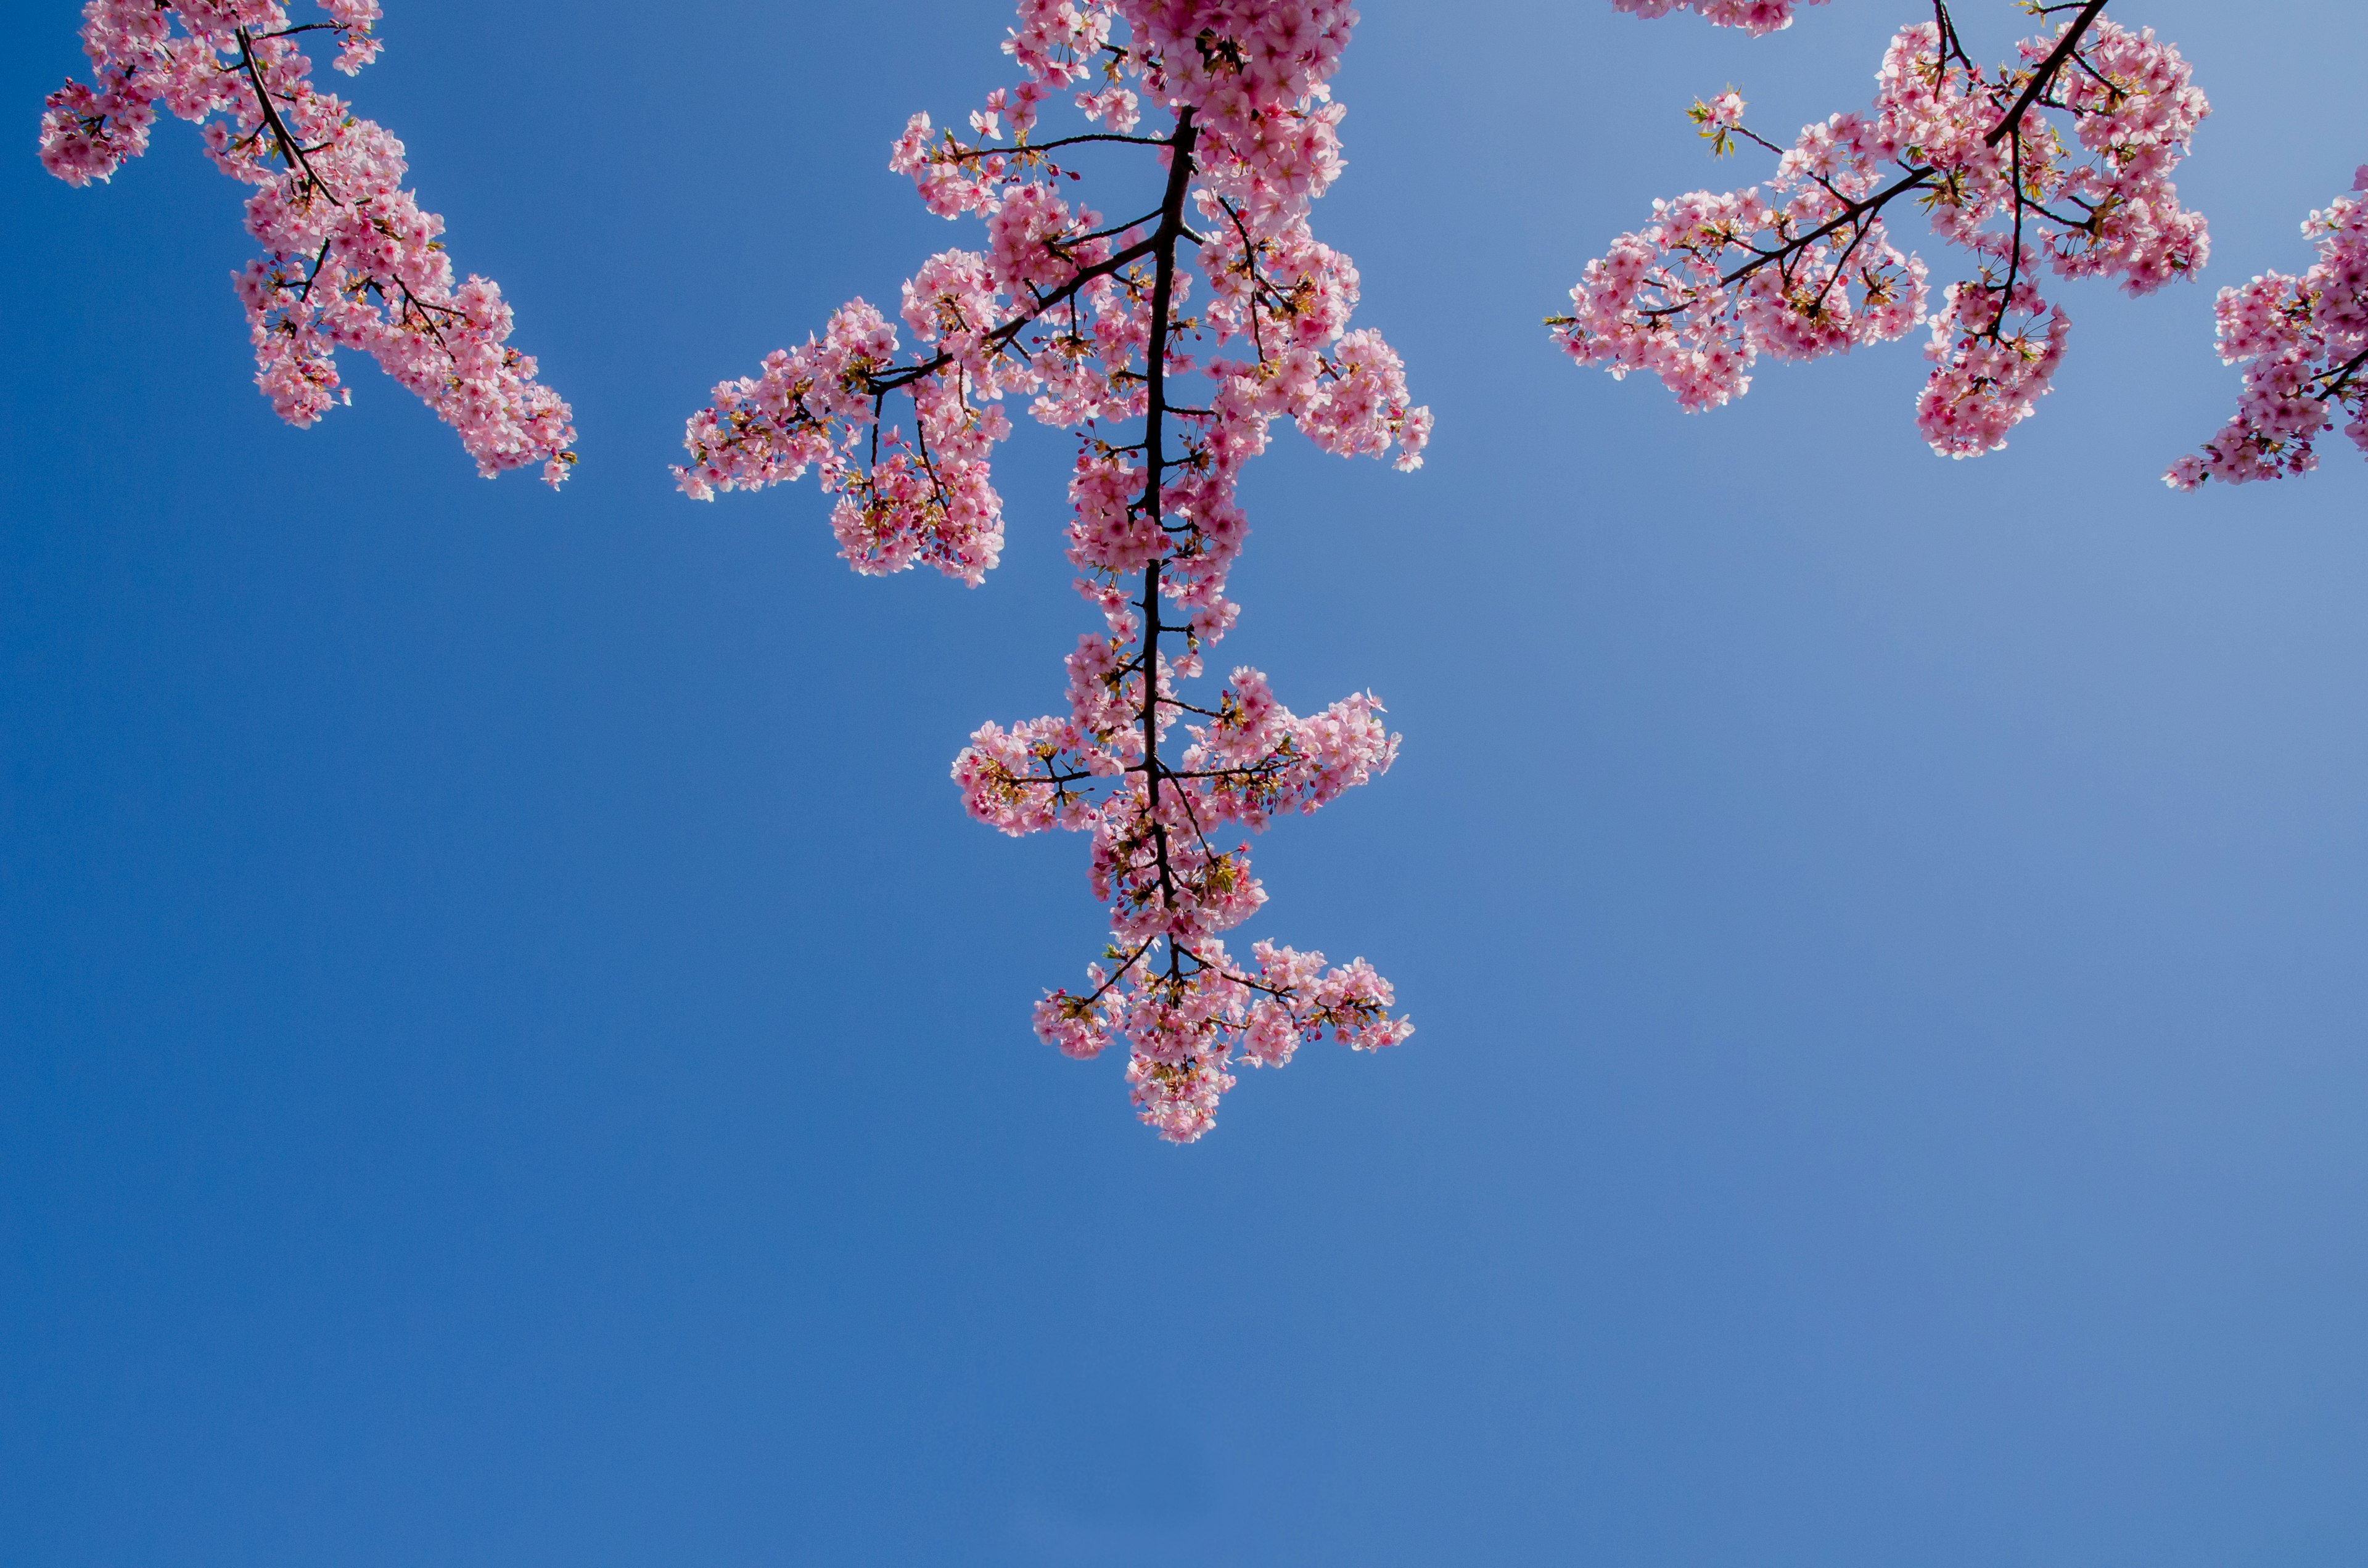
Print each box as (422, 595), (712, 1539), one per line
(2167, 167), (2368, 489)
(675, 1), (1429, 1143)
(1558, 0), (2210, 457)
(38, 1), (575, 485)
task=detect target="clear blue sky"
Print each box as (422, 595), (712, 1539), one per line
(5, 1), (2366, 1562)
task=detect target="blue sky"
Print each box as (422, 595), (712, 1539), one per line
(4, 1), (2366, 1562)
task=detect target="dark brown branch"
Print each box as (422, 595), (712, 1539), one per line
(949, 131), (1172, 161)
(232, 28), (342, 206)
(2316, 345), (2368, 403)
(1717, 168), (1933, 292)
(1136, 107), (1201, 919)
(1076, 938), (1157, 1006)
(1983, 0), (2109, 149)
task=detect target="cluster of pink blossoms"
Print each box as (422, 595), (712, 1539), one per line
(1560, 2), (2210, 456)
(2168, 168), (2368, 488)
(39, 0), (575, 484)
(678, 0), (1428, 1141)
(1611, 0), (1825, 36)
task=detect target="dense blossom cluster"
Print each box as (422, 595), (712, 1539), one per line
(678, 0), (1426, 1141)
(1559, 1), (2210, 457)
(39, 0), (574, 483)
(2168, 168), (2368, 488)
(1610, 0), (1824, 36)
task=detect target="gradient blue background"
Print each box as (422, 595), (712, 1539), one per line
(5, 1), (2366, 1561)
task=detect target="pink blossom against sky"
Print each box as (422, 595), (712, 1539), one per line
(7, 0), (2368, 1560)
(1563, 7), (2210, 459)
(40, 1), (575, 484)
(677, 2), (1425, 1141)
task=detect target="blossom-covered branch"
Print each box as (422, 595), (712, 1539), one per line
(1560, 1), (2209, 456)
(677, 1), (1428, 1143)
(2168, 167), (2368, 489)
(39, 1), (575, 485)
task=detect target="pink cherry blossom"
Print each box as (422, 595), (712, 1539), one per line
(38, 1), (575, 485)
(1613, 0), (1827, 38)
(2167, 167), (2368, 489)
(1562, 2), (2209, 457)
(680, 1), (1424, 1142)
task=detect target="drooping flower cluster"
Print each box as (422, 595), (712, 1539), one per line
(678, 0), (1426, 1141)
(1558, 2), (2210, 457)
(1611, 0), (1824, 36)
(38, 1), (575, 484)
(2167, 167), (2368, 489)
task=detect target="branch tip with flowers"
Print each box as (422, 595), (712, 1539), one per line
(676, 1), (1426, 1143)
(2168, 166), (2368, 489)
(39, 1), (575, 485)
(1563, 0), (2209, 458)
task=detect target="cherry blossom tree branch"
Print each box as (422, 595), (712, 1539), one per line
(38, 1), (576, 485)
(675, 1), (1429, 1142)
(2169, 168), (2368, 488)
(1562, 2), (2209, 458)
